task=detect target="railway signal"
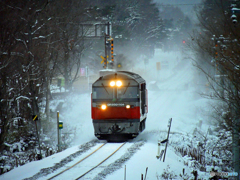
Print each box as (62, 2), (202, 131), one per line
(103, 22), (113, 69)
(110, 38), (114, 63)
(59, 121), (63, 129)
(117, 63), (122, 68)
(100, 55), (109, 69)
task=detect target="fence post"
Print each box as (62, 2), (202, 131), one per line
(144, 167), (148, 180)
(163, 118), (172, 162)
(192, 170), (198, 180)
(124, 165), (126, 180)
(15, 156), (18, 167)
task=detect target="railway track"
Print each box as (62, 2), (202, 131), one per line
(46, 142), (127, 180)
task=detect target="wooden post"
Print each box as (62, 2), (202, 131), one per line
(163, 118), (172, 162)
(156, 141), (161, 159)
(124, 165), (126, 180)
(192, 170), (198, 180)
(15, 156), (18, 167)
(144, 167), (148, 180)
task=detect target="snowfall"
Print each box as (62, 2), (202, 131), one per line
(1, 50), (215, 180)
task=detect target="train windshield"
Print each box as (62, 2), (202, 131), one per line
(92, 87), (114, 99)
(117, 86), (139, 99)
(92, 86), (139, 100)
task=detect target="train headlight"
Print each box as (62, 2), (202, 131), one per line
(101, 104), (107, 110)
(126, 105), (130, 109)
(110, 81), (115, 87)
(116, 80), (122, 87)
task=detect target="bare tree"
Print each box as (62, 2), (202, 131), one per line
(189, 0), (240, 172)
(0, 0), (56, 151)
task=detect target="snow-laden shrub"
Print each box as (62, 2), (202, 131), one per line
(157, 165), (177, 180)
(170, 127), (233, 173)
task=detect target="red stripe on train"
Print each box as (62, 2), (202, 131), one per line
(92, 106), (140, 119)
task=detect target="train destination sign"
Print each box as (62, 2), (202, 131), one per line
(107, 103), (125, 107)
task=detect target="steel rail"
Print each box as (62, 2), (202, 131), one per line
(47, 143), (106, 180)
(75, 142), (126, 180)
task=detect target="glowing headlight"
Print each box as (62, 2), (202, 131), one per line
(101, 104), (107, 110)
(110, 81), (115, 87)
(116, 80), (122, 87)
(126, 105), (130, 109)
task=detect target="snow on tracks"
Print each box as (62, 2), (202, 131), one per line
(23, 140), (99, 180)
(92, 141), (145, 180)
(23, 140), (145, 180)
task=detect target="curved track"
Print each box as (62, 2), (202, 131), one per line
(46, 142), (126, 180)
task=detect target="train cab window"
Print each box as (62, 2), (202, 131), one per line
(117, 86), (139, 99)
(92, 87), (114, 99)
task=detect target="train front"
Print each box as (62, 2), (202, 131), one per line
(91, 72), (147, 141)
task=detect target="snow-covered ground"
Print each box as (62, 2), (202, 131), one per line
(1, 50), (213, 180)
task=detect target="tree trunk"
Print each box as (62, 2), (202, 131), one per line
(45, 63), (50, 122)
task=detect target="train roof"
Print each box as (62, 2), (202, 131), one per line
(93, 71), (145, 85)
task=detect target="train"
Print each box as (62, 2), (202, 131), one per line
(91, 70), (148, 141)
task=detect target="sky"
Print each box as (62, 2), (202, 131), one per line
(1, 49), (214, 180)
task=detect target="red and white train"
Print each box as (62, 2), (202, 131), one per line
(91, 71), (148, 141)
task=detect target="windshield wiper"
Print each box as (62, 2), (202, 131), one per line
(123, 82), (130, 95)
(101, 83), (109, 95)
